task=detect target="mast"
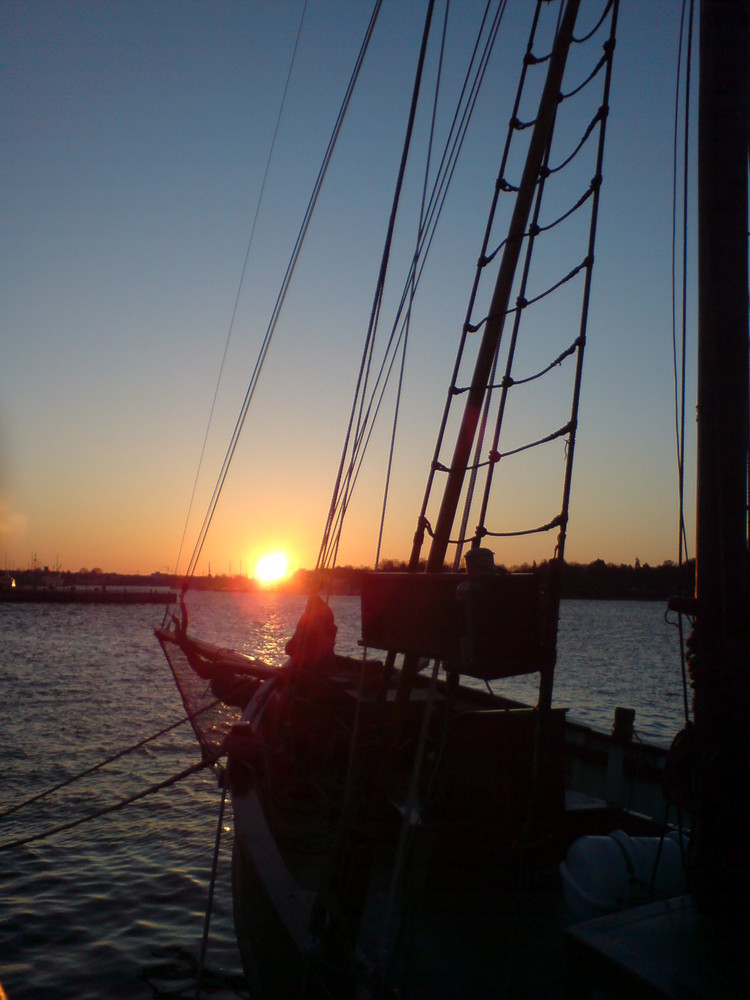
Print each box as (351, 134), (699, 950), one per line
(690, 0), (750, 892)
(695, 0), (749, 637)
(425, 0), (581, 573)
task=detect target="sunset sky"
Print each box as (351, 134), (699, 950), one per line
(2, 1), (695, 577)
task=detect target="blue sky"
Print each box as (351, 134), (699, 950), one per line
(1, 1), (694, 576)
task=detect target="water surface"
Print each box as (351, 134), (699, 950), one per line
(0, 594), (687, 998)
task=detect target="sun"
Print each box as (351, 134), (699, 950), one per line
(253, 550), (290, 587)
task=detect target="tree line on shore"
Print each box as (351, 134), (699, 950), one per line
(288, 557), (695, 601)
(7, 558), (695, 602)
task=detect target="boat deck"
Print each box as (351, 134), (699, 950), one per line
(568, 894), (750, 998)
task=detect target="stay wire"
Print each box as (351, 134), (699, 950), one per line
(0, 699), (223, 821)
(195, 781), (228, 1000)
(315, 0), (437, 577)
(323, 0), (505, 569)
(174, 1), (309, 579)
(670, 0), (694, 726)
(336, 1), (507, 561)
(322, 0), (510, 573)
(349, 0), (497, 468)
(188, 2), (382, 579)
(374, 1), (450, 572)
(318, 320), (409, 572)
(185, 0), (384, 581)
(379, 0), (509, 574)
(676, 1), (693, 569)
(322, 0), (509, 577)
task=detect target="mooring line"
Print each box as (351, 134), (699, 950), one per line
(0, 754), (222, 853)
(195, 779), (228, 1000)
(0, 700), (223, 821)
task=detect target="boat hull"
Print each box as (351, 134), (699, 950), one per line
(225, 654), (680, 998)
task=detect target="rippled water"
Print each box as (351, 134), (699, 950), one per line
(510, 598), (687, 744)
(0, 594), (686, 998)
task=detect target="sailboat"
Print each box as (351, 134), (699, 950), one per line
(157, 0), (749, 995)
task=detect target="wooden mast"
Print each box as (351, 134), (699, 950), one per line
(690, 0), (750, 892)
(425, 0), (581, 573)
(695, 0), (749, 639)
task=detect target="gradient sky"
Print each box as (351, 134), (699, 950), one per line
(2, 1), (695, 576)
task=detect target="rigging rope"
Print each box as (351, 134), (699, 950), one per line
(495, 337), (581, 388)
(183, 0), (385, 582)
(319, 0), (507, 566)
(432, 0), (619, 565)
(418, 511), (562, 547)
(479, 513), (564, 539)
(374, 0), (451, 573)
(316, 0), (514, 576)
(545, 1), (619, 570)
(410, 0), (548, 569)
(466, 256), (590, 334)
(572, 0), (614, 45)
(670, 0), (695, 726)
(0, 755), (221, 854)
(460, 26), (563, 563)
(316, 0), (440, 581)
(195, 781), (228, 1000)
(561, 48), (609, 100)
(316, 0), (513, 576)
(0, 700), (222, 821)
(535, 176), (599, 233)
(174, 1), (310, 579)
(546, 105), (606, 174)
(481, 176), (598, 269)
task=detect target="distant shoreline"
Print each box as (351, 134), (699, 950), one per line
(1, 558), (694, 605)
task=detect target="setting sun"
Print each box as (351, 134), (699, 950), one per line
(253, 551), (290, 586)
